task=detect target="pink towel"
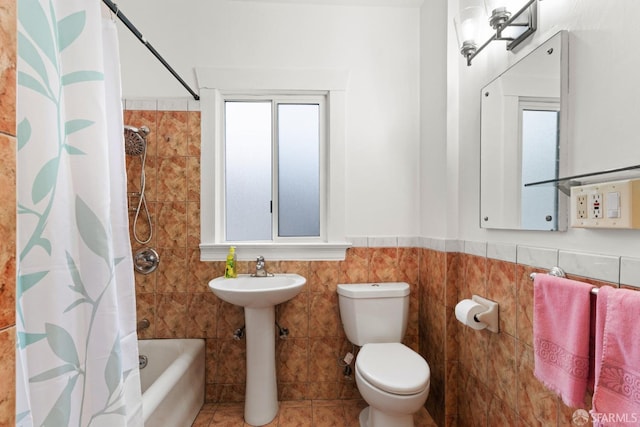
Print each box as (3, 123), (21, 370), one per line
(592, 286), (640, 426)
(533, 274), (594, 407)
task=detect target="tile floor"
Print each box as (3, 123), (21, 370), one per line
(192, 400), (437, 427)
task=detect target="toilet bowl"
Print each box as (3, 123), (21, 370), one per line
(355, 342), (430, 427)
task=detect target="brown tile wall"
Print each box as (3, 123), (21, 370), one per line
(452, 253), (638, 427)
(420, 249), (459, 426)
(0, 0), (16, 424)
(124, 107), (422, 404)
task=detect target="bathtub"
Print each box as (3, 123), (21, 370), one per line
(138, 339), (205, 427)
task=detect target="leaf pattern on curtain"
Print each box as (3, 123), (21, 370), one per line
(16, 1), (142, 426)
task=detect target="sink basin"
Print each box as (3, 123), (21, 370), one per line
(208, 273), (306, 308)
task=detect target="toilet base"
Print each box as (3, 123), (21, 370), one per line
(359, 406), (414, 427)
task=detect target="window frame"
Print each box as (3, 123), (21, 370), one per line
(196, 68), (350, 261)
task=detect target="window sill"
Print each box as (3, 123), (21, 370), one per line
(199, 242), (351, 262)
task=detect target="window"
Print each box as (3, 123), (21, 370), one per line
(196, 68), (350, 260)
(224, 98), (323, 241)
(519, 99), (560, 230)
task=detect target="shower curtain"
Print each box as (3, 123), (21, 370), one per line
(16, 1), (142, 426)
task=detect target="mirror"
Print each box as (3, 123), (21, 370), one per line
(480, 31), (568, 231)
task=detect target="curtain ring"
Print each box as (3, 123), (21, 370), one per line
(108, 3), (119, 22)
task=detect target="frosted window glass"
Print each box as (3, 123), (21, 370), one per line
(225, 101), (272, 241)
(278, 104), (320, 237)
(521, 109), (559, 230)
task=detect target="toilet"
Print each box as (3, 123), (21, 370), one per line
(337, 282), (430, 427)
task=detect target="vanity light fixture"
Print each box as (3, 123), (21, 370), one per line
(455, 0), (538, 66)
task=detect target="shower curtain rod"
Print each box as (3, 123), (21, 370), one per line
(102, 0), (200, 100)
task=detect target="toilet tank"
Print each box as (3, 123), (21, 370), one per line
(337, 282), (410, 346)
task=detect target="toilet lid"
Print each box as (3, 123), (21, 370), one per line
(356, 343), (430, 395)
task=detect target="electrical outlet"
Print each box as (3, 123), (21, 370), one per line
(576, 194), (587, 219)
(570, 179), (640, 228)
(589, 193), (603, 219)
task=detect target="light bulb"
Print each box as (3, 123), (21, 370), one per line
(454, 5), (484, 57)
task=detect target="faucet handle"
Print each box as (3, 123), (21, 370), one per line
(257, 255), (264, 262)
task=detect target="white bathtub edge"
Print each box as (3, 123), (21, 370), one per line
(139, 339), (205, 427)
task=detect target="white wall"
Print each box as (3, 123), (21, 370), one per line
(115, 0), (422, 238)
(447, 0), (640, 258)
(419, 0), (451, 239)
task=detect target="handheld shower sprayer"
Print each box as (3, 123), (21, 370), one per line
(124, 125), (149, 156)
(124, 125), (152, 245)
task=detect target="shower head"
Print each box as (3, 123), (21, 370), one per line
(124, 125), (149, 156)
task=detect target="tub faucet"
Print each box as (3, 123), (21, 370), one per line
(254, 256), (268, 277)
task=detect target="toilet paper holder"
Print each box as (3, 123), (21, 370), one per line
(471, 295), (499, 333)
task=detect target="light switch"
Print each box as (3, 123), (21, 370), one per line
(607, 191), (620, 218)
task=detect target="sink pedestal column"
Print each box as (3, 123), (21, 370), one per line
(244, 306), (278, 426)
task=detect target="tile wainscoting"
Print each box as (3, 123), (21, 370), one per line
(419, 238), (639, 426)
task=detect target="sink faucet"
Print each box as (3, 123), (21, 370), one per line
(254, 256), (268, 277)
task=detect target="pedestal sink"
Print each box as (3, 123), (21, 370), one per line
(208, 273), (306, 426)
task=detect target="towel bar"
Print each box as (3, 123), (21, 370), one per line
(529, 271), (599, 295)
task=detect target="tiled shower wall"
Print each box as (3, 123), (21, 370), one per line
(0, 0), (16, 424)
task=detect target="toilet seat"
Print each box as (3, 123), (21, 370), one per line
(356, 343), (430, 395)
